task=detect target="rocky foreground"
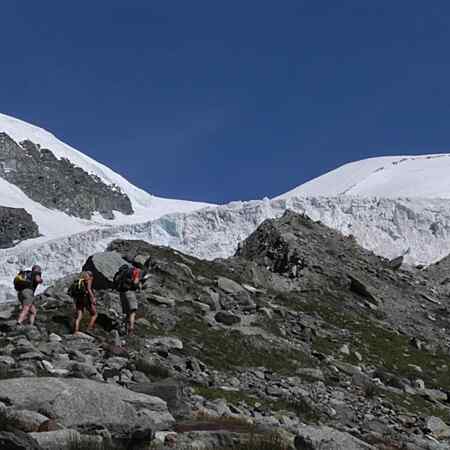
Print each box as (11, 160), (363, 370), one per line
(1, 211), (450, 449)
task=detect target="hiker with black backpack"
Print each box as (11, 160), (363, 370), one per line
(113, 264), (142, 336)
(68, 271), (97, 335)
(14, 265), (43, 327)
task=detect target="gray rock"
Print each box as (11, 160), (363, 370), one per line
(339, 344), (351, 355)
(296, 368), (325, 381)
(129, 379), (187, 417)
(295, 425), (375, 449)
(214, 311), (241, 326)
(30, 430), (103, 450)
(348, 275), (381, 306)
(82, 252), (130, 289)
(146, 337), (183, 352)
(0, 377), (174, 432)
(2, 408), (49, 432)
(0, 206), (39, 248)
(146, 293), (176, 307)
(425, 416), (450, 438)
(217, 277), (247, 296)
(0, 430), (42, 450)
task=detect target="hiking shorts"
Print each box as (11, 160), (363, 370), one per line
(120, 291), (138, 315)
(18, 288), (34, 306)
(75, 296), (96, 316)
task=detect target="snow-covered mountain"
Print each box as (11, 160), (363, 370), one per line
(278, 154), (450, 199)
(0, 113), (211, 243)
(2, 112), (450, 299)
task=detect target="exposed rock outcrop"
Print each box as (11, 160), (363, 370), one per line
(0, 206), (39, 248)
(0, 133), (133, 219)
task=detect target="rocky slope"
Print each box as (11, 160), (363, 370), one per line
(0, 211), (450, 449)
(0, 206), (39, 248)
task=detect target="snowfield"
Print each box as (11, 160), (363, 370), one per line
(1, 112), (450, 299)
(279, 154), (450, 199)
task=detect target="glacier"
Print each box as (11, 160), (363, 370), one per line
(1, 195), (449, 299)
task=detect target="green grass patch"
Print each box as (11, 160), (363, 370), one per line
(174, 314), (312, 373)
(273, 291), (450, 392)
(193, 386), (320, 423)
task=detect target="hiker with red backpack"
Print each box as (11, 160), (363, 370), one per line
(113, 264), (142, 336)
(14, 265), (43, 326)
(68, 271), (97, 335)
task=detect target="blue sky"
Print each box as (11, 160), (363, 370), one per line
(1, 1), (450, 203)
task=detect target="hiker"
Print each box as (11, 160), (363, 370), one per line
(14, 265), (43, 326)
(114, 264), (142, 336)
(68, 271), (97, 335)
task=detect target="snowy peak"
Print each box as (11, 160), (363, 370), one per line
(0, 113), (210, 246)
(278, 154), (450, 199)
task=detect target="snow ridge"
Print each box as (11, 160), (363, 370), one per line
(279, 154), (450, 199)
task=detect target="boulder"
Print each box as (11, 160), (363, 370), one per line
(82, 252), (130, 289)
(217, 277), (246, 296)
(1, 408), (49, 432)
(30, 430), (103, 450)
(0, 430), (42, 450)
(0, 377), (174, 432)
(348, 275), (381, 306)
(425, 416), (450, 439)
(130, 379), (187, 417)
(214, 311), (241, 326)
(295, 425), (375, 450)
(387, 255), (403, 271)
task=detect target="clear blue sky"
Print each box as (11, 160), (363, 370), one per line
(1, 1), (450, 204)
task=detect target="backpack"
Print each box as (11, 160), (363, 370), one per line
(13, 270), (32, 291)
(67, 278), (87, 298)
(113, 264), (131, 290)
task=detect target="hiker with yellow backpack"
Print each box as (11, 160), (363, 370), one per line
(68, 271), (97, 335)
(14, 265), (43, 327)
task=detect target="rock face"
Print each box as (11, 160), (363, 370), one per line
(0, 377), (174, 432)
(0, 206), (39, 248)
(0, 133), (133, 219)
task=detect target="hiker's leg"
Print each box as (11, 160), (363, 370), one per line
(126, 291), (138, 335)
(17, 289), (34, 324)
(74, 309), (83, 334)
(29, 304), (37, 326)
(17, 304), (31, 324)
(128, 311), (136, 335)
(87, 299), (97, 330)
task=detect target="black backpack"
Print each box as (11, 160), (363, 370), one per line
(113, 264), (131, 290)
(13, 270), (33, 291)
(67, 278), (86, 298)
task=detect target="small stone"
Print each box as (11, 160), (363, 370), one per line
(296, 368), (325, 381)
(214, 311), (241, 326)
(49, 333), (62, 343)
(145, 337), (183, 351)
(339, 344), (351, 355)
